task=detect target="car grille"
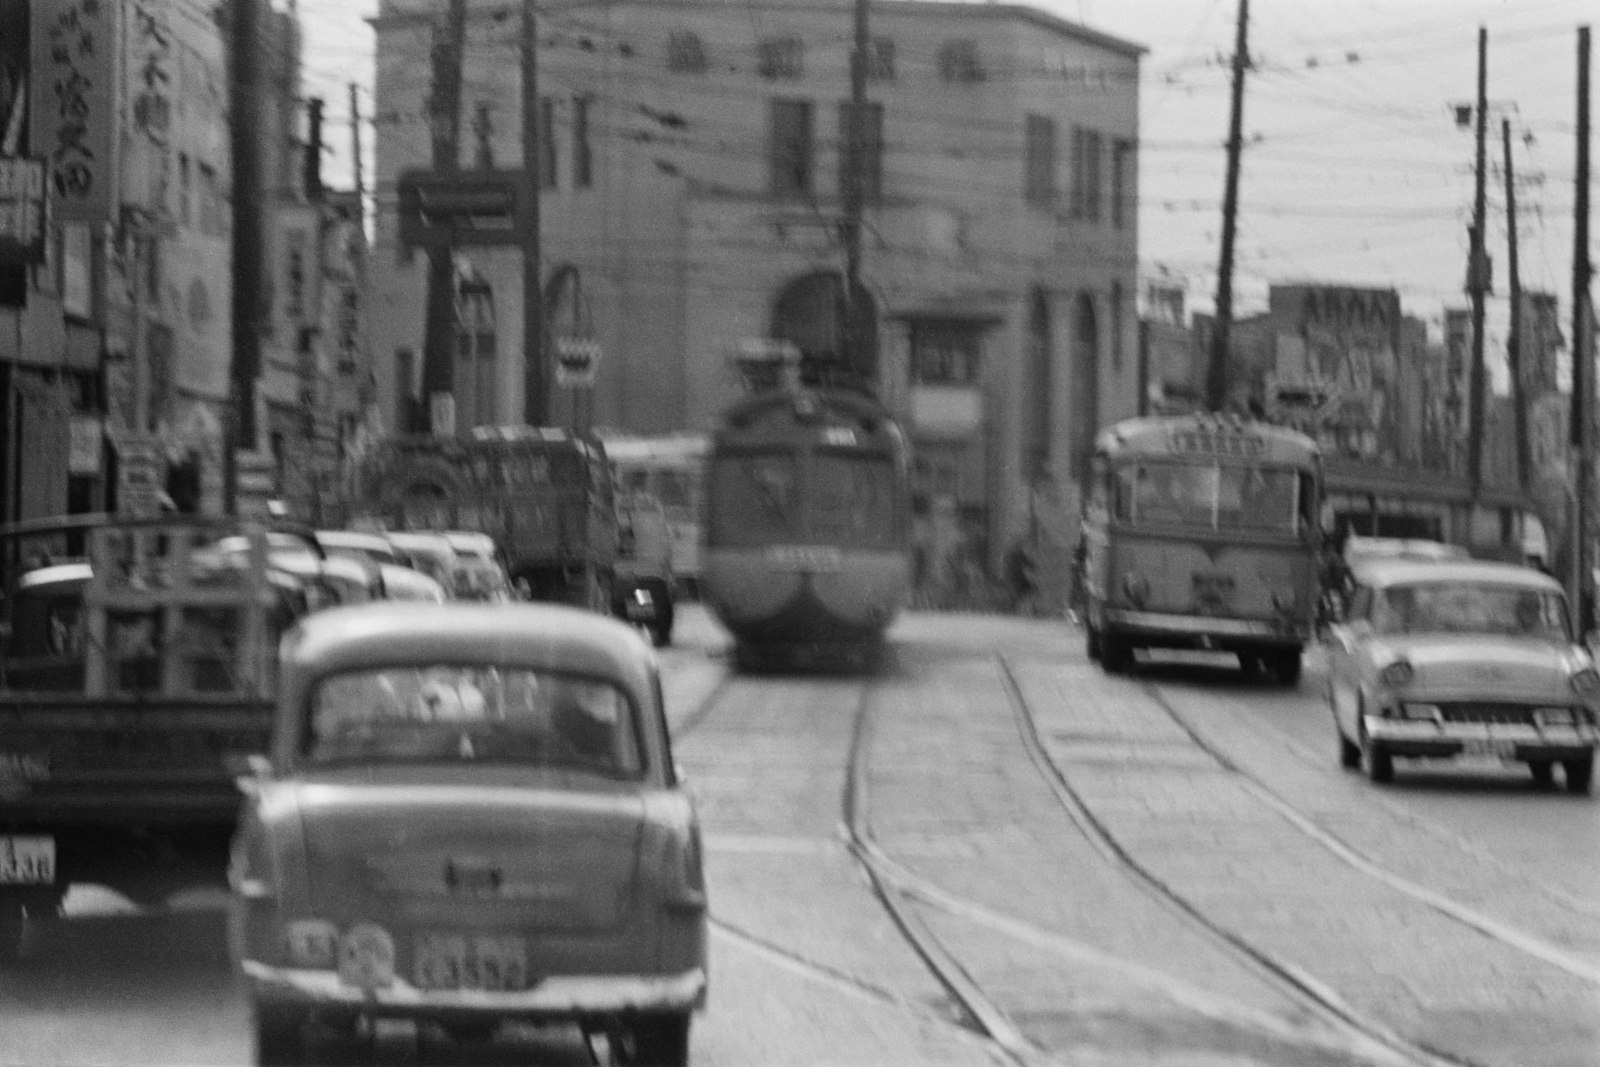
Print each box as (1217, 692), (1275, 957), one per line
(1436, 703), (1540, 726)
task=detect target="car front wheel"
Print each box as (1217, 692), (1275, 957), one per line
(1565, 754), (1594, 796)
(619, 1012), (690, 1067)
(1360, 716), (1393, 784)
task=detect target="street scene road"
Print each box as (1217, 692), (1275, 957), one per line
(2, 604), (1594, 1067)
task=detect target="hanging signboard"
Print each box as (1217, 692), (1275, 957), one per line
(68, 415), (102, 474)
(31, 0), (119, 224)
(397, 169), (523, 250)
(114, 434), (163, 517)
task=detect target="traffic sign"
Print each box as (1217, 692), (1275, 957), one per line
(397, 170), (524, 250)
(555, 337), (601, 387)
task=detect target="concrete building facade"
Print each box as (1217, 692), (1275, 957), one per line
(369, 0), (1144, 577)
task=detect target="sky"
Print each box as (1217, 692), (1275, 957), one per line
(293, 0), (1599, 364)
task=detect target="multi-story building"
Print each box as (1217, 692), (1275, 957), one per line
(369, 0), (1144, 575)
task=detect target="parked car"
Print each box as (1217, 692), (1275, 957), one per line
(1325, 557), (1600, 792)
(381, 532), (461, 592)
(314, 530), (404, 568)
(229, 602), (708, 1066)
(377, 563), (448, 603)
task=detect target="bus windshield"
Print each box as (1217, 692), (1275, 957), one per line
(1115, 460), (1304, 534)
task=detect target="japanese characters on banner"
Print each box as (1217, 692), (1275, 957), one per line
(30, 0), (118, 224)
(128, 2), (173, 214)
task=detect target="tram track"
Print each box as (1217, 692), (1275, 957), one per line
(1128, 673), (1600, 989)
(668, 647), (1475, 1066)
(995, 656), (1474, 1067)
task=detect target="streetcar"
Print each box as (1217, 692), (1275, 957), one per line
(701, 384), (913, 669)
(1080, 414), (1323, 683)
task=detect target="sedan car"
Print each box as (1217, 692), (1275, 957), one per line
(1326, 558), (1600, 792)
(229, 603), (708, 1066)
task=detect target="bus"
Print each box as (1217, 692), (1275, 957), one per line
(1079, 414), (1323, 684)
(598, 434), (709, 596)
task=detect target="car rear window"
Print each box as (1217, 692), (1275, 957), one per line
(308, 666), (644, 778)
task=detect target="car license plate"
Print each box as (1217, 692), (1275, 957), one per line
(414, 933), (529, 992)
(0, 835), (55, 885)
(1461, 738), (1517, 759)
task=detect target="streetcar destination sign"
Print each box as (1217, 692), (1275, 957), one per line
(1168, 428), (1265, 458)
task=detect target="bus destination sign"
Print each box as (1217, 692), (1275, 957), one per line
(1168, 427), (1266, 459)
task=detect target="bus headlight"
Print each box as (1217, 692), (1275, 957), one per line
(281, 919), (339, 969)
(1569, 668), (1600, 695)
(1122, 573), (1150, 607)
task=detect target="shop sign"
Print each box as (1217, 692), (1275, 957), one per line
(31, 0), (119, 224)
(115, 434), (162, 517)
(68, 415), (101, 474)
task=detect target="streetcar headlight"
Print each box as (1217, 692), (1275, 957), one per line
(1378, 660), (1414, 688)
(337, 922), (396, 989)
(1569, 668), (1600, 695)
(281, 918), (339, 969)
(1122, 573), (1150, 607)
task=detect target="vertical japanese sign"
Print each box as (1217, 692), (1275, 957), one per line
(31, 0), (117, 224)
(127, 3), (170, 212)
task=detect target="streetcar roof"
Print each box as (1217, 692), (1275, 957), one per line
(1094, 415), (1321, 467)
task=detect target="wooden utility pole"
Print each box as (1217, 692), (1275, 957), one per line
(420, 0), (467, 435)
(226, 0), (265, 514)
(349, 82), (364, 206)
(521, 0), (547, 426)
(842, 0), (871, 383)
(1572, 26), (1592, 632)
(1206, 0), (1249, 412)
(1467, 26), (1489, 501)
(1504, 117), (1529, 491)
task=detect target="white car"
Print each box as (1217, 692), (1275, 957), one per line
(1326, 558), (1600, 792)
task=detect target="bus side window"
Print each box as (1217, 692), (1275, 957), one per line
(1113, 465), (1138, 521)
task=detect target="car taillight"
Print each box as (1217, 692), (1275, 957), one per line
(663, 826), (707, 915)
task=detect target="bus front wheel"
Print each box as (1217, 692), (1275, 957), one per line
(1101, 633), (1132, 674)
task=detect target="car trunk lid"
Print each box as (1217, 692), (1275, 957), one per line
(294, 773), (645, 933)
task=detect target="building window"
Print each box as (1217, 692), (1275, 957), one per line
(1110, 280), (1125, 372)
(572, 95), (593, 188)
(1024, 113), (1055, 205)
(1111, 139), (1132, 229)
(868, 37), (896, 80)
(667, 29), (706, 73)
(1072, 127), (1103, 221)
(198, 162), (223, 236)
(539, 96), (558, 190)
(909, 320), (983, 385)
(758, 36), (804, 80)
(836, 101), (883, 202)
(768, 98), (814, 198)
(938, 39), (984, 83)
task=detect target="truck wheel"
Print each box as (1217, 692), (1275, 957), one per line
(1101, 634), (1132, 674)
(1271, 650), (1302, 687)
(621, 1012), (690, 1067)
(253, 1004), (310, 1067)
(1565, 754), (1594, 795)
(0, 897), (23, 964)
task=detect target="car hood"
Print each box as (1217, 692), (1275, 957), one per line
(1382, 634), (1582, 699)
(288, 770), (646, 933)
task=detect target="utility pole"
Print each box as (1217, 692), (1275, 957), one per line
(304, 97), (324, 203)
(842, 0), (871, 384)
(1467, 26), (1489, 502)
(521, 0), (546, 426)
(349, 82), (364, 207)
(1206, 0), (1249, 412)
(1504, 117), (1529, 492)
(1572, 26), (1592, 633)
(420, 0), (467, 435)
(227, 0), (265, 515)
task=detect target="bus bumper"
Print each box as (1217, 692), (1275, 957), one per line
(1103, 609), (1307, 649)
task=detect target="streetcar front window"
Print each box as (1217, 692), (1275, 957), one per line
(811, 453), (898, 547)
(709, 453), (800, 545)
